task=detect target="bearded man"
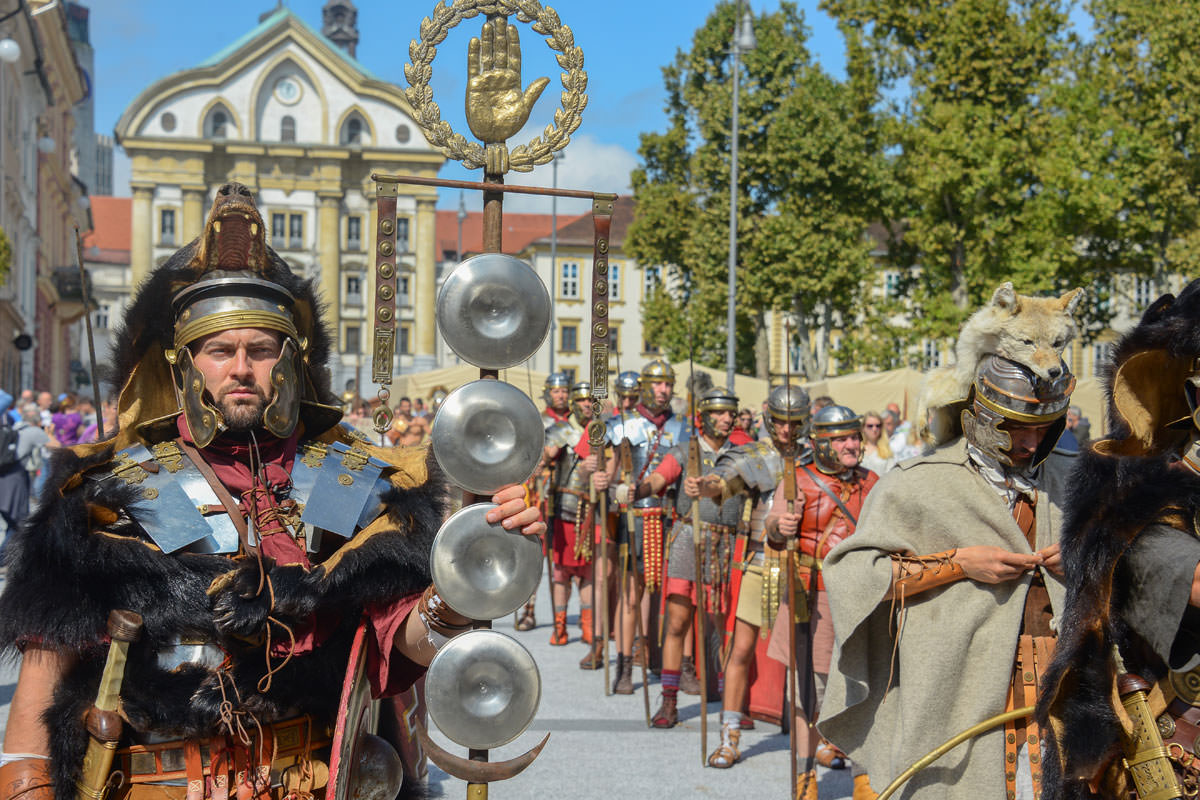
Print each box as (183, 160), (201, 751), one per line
(0, 184), (541, 800)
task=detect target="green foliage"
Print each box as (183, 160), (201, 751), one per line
(633, 0), (1200, 377)
(627, 2), (892, 380)
(0, 226), (12, 286)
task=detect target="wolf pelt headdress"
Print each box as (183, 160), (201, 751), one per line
(1038, 278), (1200, 800)
(918, 282), (1083, 445)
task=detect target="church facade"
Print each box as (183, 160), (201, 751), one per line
(114, 2), (445, 399)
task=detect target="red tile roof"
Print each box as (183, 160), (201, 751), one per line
(531, 195), (635, 248)
(435, 209), (588, 259)
(82, 196), (131, 263)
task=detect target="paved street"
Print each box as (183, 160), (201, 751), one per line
(0, 571), (852, 799)
(424, 587), (853, 799)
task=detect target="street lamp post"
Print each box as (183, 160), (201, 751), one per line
(726, 3), (756, 392)
(549, 151), (564, 374)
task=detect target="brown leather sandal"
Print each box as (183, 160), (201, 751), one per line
(514, 603), (536, 631)
(815, 738), (847, 769)
(707, 726), (741, 768)
(651, 695), (678, 728)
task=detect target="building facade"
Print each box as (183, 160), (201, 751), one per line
(114, 5), (445, 398)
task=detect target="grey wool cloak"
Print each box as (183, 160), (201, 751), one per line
(818, 438), (1072, 800)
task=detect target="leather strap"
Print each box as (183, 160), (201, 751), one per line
(0, 759), (53, 800)
(174, 437), (250, 551)
(799, 466), (857, 525)
(891, 549), (966, 599)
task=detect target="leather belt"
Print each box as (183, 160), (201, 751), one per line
(633, 508), (663, 518)
(117, 717), (328, 784)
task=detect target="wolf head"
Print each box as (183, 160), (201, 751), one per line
(975, 282), (1084, 380)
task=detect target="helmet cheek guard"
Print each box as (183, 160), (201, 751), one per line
(263, 338), (301, 440)
(167, 345), (222, 448)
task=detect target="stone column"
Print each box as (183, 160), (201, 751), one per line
(413, 197), (437, 371)
(182, 185), (207, 244)
(318, 193), (341, 310)
(130, 185), (154, 291)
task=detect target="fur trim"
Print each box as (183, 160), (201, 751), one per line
(0, 443), (447, 800)
(1039, 277), (1200, 799)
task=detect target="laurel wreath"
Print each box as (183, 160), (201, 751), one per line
(404, 0), (588, 173)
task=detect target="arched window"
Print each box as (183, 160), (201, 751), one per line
(212, 110), (228, 138)
(343, 116), (363, 145)
(281, 115), (295, 142)
(205, 105), (234, 139)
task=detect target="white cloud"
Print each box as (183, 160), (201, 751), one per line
(435, 133), (638, 215)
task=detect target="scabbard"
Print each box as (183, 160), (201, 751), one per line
(77, 611), (143, 800)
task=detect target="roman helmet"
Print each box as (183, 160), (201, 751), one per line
(638, 359), (675, 412)
(698, 386), (738, 438)
(614, 370), (640, 401)
(103, 182), (340, 452)
(543, 372), (570, 409)
(766, 384), (812, 444)
(961, 354), (1074, 468)
(811, 404), (864, 475)
(569, 381), (593, 426)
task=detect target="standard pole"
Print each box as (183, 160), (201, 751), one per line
(725, 9), (741, 393)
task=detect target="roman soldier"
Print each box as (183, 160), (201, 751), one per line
(697, 384), (812, 767)
(0, 184), (541, 800)
(767, 404), (879, 799)
(819, 356), (1075, 800)
(1041, 279), (1200, 800)
(622, 386), (744, 728)
(513, 372), (575, 633)
(543, 381), (600, 657)
(595, 359), (689, 695)
(542, 372), (571, 430)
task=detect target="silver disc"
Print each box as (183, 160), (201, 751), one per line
(430, 503), (544, 620)
(436, 253), (551, 369)
(431, 380), (545, 495)
(425, 629), (541, 750)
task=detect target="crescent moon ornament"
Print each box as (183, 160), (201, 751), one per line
(416, 721), (549, 784)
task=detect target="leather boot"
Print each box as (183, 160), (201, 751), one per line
(550, 611), (569, 645)
(578, 639), (603, 670)
(794, 770), (818, 800)
(679, 655), (700, 695)
(852, 774), (878, 800)
(651, 694), (678, 728)
(580, 606), (594, 645)
(631, 634), (648, 667)
(613, 654), (634, 695)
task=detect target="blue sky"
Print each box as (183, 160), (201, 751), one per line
(88, 0), (848, 213)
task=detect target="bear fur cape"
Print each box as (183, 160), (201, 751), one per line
(1039, 280), (1200, 800)
(0, 224), (447, 800)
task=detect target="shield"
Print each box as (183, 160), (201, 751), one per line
(431, 380), (545, 495)
(430, 503), (544, 620)
(425, 629), (540, 750)
(436, 253), (551, 369)
(328, 621), (404, 800)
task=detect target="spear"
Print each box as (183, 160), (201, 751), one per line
(687, 336), (708, 767)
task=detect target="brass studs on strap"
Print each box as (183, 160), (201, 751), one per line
(593, 322), (608, 338)
(379, 263), (395, 280)
(379, 285), (395, 301)
(378, 308), (394, 322)
(379, 241), (394, 257)
(380, 219), (395, 235)
(593, 302), (608, 317)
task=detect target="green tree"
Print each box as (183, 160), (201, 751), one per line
(824, 0), (1076, 347)
(1045, 0), (1200, 310)
(627, 2), (891, 380)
